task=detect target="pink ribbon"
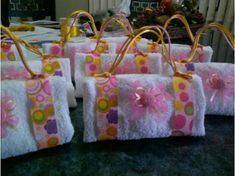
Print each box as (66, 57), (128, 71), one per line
(205, 72), (233, 103)
(129, 81), (172, 120)
(1, 96), (19, 138)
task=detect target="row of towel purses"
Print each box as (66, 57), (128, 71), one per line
(1, 10), (234, 159)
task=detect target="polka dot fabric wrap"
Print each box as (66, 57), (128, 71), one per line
(50, 44), (64, 57)
(95, 76), (118, 141)
(85, 53), (101, 76)
(42, 59), (63, 77)
(26, 78), (60, 149)
(1, 43), (16, 61)
(172, 77), (195, 136)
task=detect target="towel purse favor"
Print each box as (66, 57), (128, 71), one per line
(1, 26), (74, 159)
(83, 27), (206, 142)
(135, 15), (213, 63)
(162, 23), (235, 116)
(163, 62), (234, 116)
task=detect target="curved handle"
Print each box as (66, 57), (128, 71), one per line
(61, 10), (98, 44)
(99, 15), (133, 36)
(111, 26), (175, 74)
(187, 22), (235, 62)
(18, 38), (58, 60)
(95, 25), (191, 79)
(1, 25), (38, 78)
(94, 15), (133, 51)
(163, 14), (195, 43)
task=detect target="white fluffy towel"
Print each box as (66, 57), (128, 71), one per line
(83, 74), (206, 142)
(162, 62), (234, 116)
(1, 77), (74, 159)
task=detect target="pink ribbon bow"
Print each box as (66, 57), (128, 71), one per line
(1, 96), (19, 138)
(205, 72), (234, 103)
(128, 81), (172, 120)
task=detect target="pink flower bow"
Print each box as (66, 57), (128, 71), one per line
(1, 96), (19, 138)
(205, 72), (234, 103)
(128, 81), (172, 120)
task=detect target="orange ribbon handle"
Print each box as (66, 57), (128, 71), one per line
(163, 14), (195, 44)
(188, 22), (235, 63)
(94, 15), (133, 51)
(16, 38), (57, 60)
(1, 25), (38, 78)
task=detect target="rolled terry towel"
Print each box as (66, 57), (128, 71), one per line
(66, 42), (117, 77)
(1, 77), (74, 159)
(1, 59), (77, 107)
(163, 62), (234, 116)
(1, 43), (28, 61)
(137, 43), (213, 63)
(83, 74), (206, 142)
(74, 53), (162, 97)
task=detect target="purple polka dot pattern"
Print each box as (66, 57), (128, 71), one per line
(172, 77), (195, 136)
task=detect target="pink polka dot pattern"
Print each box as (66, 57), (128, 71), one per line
(173, 114), (186, 129)
(50, 44), (64, 57)
(134, 54), (151, 74)
(179, 83), (185, 90)
(180, 92), (189, 102)
(85, 53), (101, 76)
(172, 77), (195, 136)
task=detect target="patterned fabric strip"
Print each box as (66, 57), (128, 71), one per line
(95, 40), (109, 54)
(85, 52), (101, 76)
(50, 44), (64, 57)
(1, 43), (16, 61)
(177, 62), (195, 74)
(95, 76), (118, 141)
(172, 76), (195, 136)
(26, 78), (60, 149)
(134, 54), (150, 73)
(42, 59), (63, 77)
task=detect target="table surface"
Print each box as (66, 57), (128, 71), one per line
(2, 99), (234, 176)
